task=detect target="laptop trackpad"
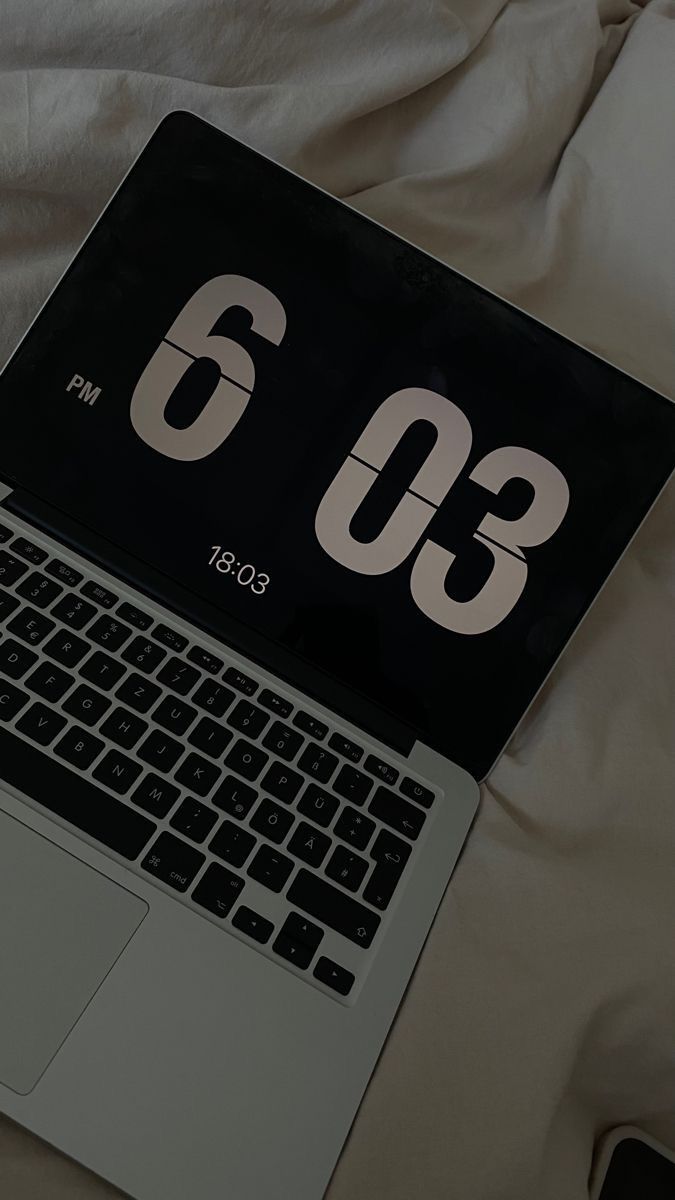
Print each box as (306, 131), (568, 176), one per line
(0, 806), (148, 1095)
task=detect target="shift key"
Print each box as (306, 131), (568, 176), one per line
(287, 870), (380, 948)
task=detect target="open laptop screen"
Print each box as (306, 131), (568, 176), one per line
(1, 112), (674, 779)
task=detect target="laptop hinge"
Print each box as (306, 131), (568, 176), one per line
(2, 489), (416, 758)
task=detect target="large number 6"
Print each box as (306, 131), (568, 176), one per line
(410, 446), (569, 634)
(314, 387), (472, 575)
(130, 274), (287, 461)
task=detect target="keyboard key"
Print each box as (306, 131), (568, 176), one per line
(152, 623), (188, 654)
(368, 786), (426, 840)
(400, 777), (435, 809)
(333, 806), (376, 852)
(210, 820), (256, 868)
(297, 784), (339, 828)
(54, 725), (104, 769)
(371, 828), (411, 867)
(0, 588), (20, 622)
(157, 656), (201, 697)
(16, 702), (67, 746)
(25, 661), (73, 703)
(170, 798), (218, 843)
(223, 666), (257, 696)
(249, 798), (294, 845)
(313, 957), (354, 997)
(364, 755), (399, 787)
(175, 752), (221, 797)
(246, 844), (294, 893)
(79, 650), (127, 691)
(287, 870), (380, 947)
(260, 760), (303, 804)
(137, 729), (184, 772)
(0, 723), (154, 858)
(0, 523), (11, 543)
(363, 829), (411, 910)
(132, 773), (179, 818)
(212, 775), (257, 819)
(116, 602), (153, 631)
(100, 706), (148, 749)
(16, 572), (62, 609)
(93, 749), (143, 795)
(141, 831), (205, 893)
(81, 580), (118, 609)
(44, 628), (89, 668)
(325, 846), (368, 892)
(297, 743), (338, 784)
(63, 683), (111, 727)
(121, 636), (166, 674)
(45, 559), (83, 588)
(282, 911), (324, 949)
(287, 822), (331, 867)
(225, 738), (269, 781)
(153, 695), (197, 736)
(0, 638), (37, 679)
(0, 552), (28, 587)
(272, 933), (315, 970)
(193, 863), (245, 918)
(52, 594), (96, 630)
(0, 680), (29, 721)
(258, 689), (292, 719)
(188, 716), (233, 759)
(231, 905), (273, 943)
(116, 672), (161, 713)
(188, 645), (223, 675)
(332, 763), (373, 807)
(292, 710), (328, 741)
(227, 699), (269, 738)
(7, 606), (55, 646)
(193, 678), (235, 718)
(9, 537), (47, 565)
(262, 721), (303, 762)
(328, 734), (363, 763)
(87, 614), (132, 652)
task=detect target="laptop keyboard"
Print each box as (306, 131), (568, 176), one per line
(0, 522), (437, 1003)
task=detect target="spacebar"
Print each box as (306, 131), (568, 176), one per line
(287, 870), (381, 948)
(0, 725), (156, 860)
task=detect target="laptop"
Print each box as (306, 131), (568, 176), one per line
(0, 110), (673, 1200)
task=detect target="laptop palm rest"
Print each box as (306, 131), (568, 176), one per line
(0, 805), (147, 1095)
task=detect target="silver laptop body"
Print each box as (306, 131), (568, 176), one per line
(0, 111), (672, 1200)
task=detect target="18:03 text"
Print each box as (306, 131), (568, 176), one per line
(208, 548), (270, 595)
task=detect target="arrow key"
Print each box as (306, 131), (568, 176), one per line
(273, 932), (316, 970)
(281, 911), (324, 950)
(231, 905), (274, 944)
(313, 956), (355, 997)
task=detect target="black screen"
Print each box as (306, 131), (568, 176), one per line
(1, 111), (674, 779)
(598, 1137), (675, 1199)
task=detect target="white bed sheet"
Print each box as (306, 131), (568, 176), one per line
(0, 2), (673, 1197)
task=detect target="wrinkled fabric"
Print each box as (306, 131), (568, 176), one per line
(0, 1), (673, 1198)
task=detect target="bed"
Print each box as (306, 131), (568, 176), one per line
(1, 2), (673, 1197)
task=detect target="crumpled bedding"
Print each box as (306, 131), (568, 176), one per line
(0, 2), (673, 1198)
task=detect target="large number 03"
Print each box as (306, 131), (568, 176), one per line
(315, 387), (570, 635)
